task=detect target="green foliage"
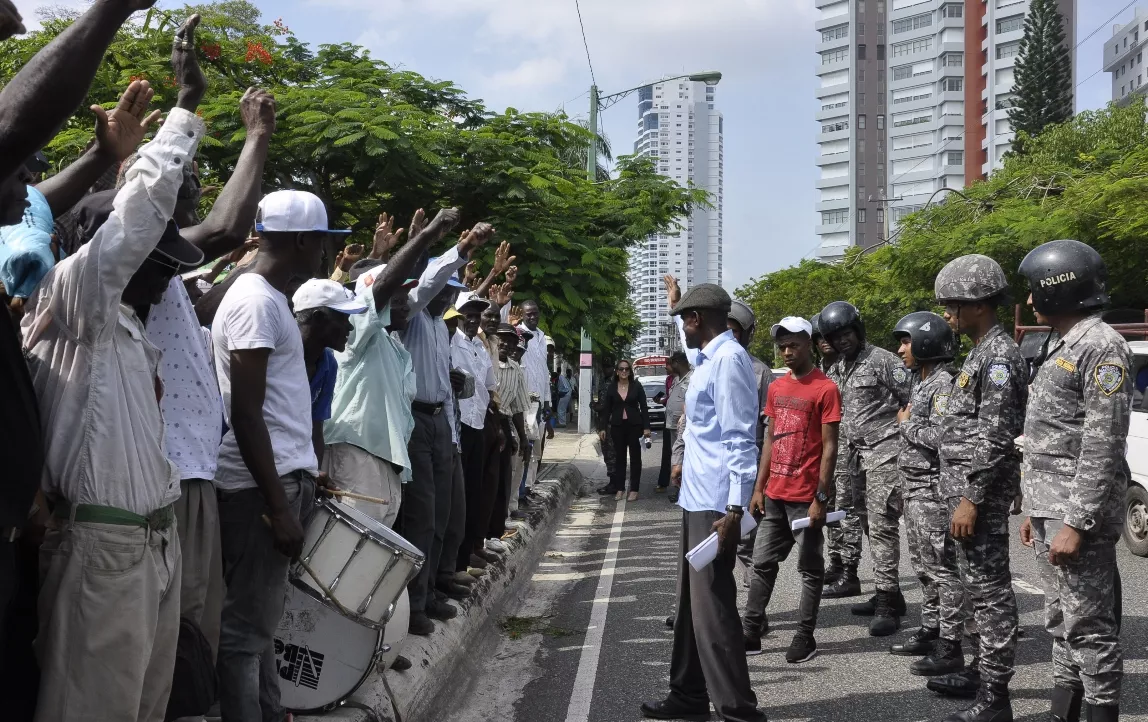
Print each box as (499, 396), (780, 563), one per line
(738, 103), (1148, 365)
(1008, 0), (1073, 153)
(0, 1), (707, 358)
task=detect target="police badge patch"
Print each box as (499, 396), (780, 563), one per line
(1095, 363), (1125, 397)
(893, 366), (909, 384)
(957, 372), (970, 388)
(988, 362), (1010, 388)
(933, 392), (950, 415)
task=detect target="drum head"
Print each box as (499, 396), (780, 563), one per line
(275, 583), (381, 713)
(325, 498), (426, 562)
(380, 589), (410, 670)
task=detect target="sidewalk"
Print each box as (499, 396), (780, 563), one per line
(296, 432), (597, 722)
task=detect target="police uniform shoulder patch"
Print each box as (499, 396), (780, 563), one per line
(933, 392), (950, 415)
(956, 372), (970, 388)
(1095, 363), (1126, 397)
(892, 366), (909, 384)
(987, 361), (1011, 388)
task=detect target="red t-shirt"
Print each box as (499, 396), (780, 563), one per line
(763, 368), (843, 503)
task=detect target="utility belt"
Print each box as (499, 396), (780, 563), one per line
(54, 500), (175, 531)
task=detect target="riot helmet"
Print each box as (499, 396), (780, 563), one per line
(1018, 240), (1109, 315)
(935, 254), (1010, 305)
(728, 300), (757, 347)
(893, 311), (956, 362)
(818, 301), (865, 341)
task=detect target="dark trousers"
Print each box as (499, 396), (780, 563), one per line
(458, 424), (487, 571)
(440, 450), (465, 579)
(609, 424), (643, 493)
(402, 409), (455, 613)
(474, 415), (504, 543)
(488, 439), (514, 540)
(0, 538), (40, 722)
(669, 510), (766, 722)
(743, 496), (825, 638)
(657, 425), (673, 488)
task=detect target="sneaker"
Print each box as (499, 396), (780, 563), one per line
(744, 635), (763, 656)
(485, 538), (509, 554)
(426, 599), (458, 621)
(786, 632), (818, 664)
(408, 611), (435, 636)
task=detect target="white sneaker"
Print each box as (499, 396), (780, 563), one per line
(485, 538), (508, 554)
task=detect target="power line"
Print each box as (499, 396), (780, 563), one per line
(574, 0), (596, 86)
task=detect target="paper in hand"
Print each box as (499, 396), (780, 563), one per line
(685, 513), (758, 572)
(790, 510), (846, 531)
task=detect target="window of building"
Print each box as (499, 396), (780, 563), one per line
(941, 3), (962, 18)
(858, 186), (866, 200)
(947, 150), (964, 165)
(858, 93), (866, 104)
(892, 12), (931, 34)
(878, 44), (885, 60)
(943, 77), (963, 92)
(858, 209), (867, 223)
(893, 84), (932, 104)
(877, 114), (885, 129)
(822, 119), (850, 133)
(858, 163), (866, 175)
(857, 232), (866, 245)
(876, 208), (885, 223)
(858, 44), (867, 59)
(857, 138), (865, 152)
(892, 37), (933, 57)
(822, 209), (849, 225)
(858, 114), (867, 128)
(943, 52), (963, 67)
(996, 15), (1023, 34)
(857, 0), (865, 12)
(996, 42), (1019, 60)
(858, 22), (865, 34)
(821, 24), (850, 43)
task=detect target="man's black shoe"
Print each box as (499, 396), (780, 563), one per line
(869, 590), (900, 637)
(911, 637), (963, 676)
(891, 627), (939, 656)
(1049, 685), (1082, 722)
(823, 558), (844, 587)
(928, 666), (981, 698)
(822, 570), (862, 599)
(389, 654), (412, 671)
(640, 699), (711, 721)
(408, 612), (435, 636)
(744, 635), (762, 656)
(665, 615), (675, 629)
(1083, 703), (1118, 722)
(667, 488), (680, 503)
(786, 632), (817, 664)
(941, 688), (1012, 722)
(426, 599), (458, 621)
(436, 581), (471, 600)
(852, 589), (906, 616)
(597, 484), (618, 495)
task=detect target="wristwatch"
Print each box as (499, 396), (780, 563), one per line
(814, 491), (829, 504)
(725, 505), (743, 514)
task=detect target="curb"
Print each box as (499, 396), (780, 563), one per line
(297, 450), (586, 722)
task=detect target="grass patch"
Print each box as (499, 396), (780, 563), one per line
(500, 615), (580, 640)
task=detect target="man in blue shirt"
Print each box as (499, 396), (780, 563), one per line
(642, 284), (766, 722)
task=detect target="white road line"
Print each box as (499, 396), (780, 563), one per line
(1013, 578), (1045, 596)
(564, 498), (628, 722)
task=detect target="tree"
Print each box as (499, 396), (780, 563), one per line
(0, 1), (708, 357)
(1008, 0), (1073, 153)
(738, 103), (1148, 365)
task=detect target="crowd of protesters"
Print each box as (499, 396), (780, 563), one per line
(0, 5), (566, 721)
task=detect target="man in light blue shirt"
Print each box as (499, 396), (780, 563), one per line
(642, 283), (766, 722)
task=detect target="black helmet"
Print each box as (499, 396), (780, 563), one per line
(893, 311), (956, 362)
(810, 312), (823, 341)
(818, 301), (865, 340)
(1018, 240), (1109, 315)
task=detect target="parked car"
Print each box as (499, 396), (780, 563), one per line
(641, 375), (668, 429)
(1122, 341), (1148, 556)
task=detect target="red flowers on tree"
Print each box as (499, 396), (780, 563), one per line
(200, 43), (222, 61)
(244, 40), (273, 65)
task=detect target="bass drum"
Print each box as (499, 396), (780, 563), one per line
(379, 589), (410, 670)
(275, 583), (381, 713)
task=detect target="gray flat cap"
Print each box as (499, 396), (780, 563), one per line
(671, 283), (732, 316)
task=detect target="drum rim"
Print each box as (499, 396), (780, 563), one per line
(312, 498), (426, 561)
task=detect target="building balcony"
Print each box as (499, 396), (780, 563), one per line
(815, 198), (851, 213)
(816, 176), (852, 190)
(816, 105), (850, 121)
(816, 149), (852, 166)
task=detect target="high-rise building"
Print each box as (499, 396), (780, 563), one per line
(1104, 6), (1148, 105)
(815, 0), (1075, 258)
(629, 79), (724, 355)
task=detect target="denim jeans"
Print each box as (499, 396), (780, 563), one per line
(743, 496), (824, 638)
(217, 472), (315, 722)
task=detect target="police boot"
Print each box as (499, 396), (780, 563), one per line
(852, 589), (907, 616)
(823, 566), (862, 598)
(942, 686), (1013, 722)
(1084, 704), (1119, 722)
(824, 557), (844, 586)
(869, 590), (900, 637)
(928, 659), (981, 698)
(891, 626), (939, 656)
(912, 637), (964, 676)
(1049, 685), (1082, 722)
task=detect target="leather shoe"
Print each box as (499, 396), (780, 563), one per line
(822, 571), (862, 598)
(941, 688), (1012, 722)
(639, 698), (711, 721)
(928, 667), (981, 699)
(1050, 685), (1082, 722)
(468, 553), (489, 570)
(852, 589), (906, 616)
(389, 654), (412, 671)
(408, 612), (435, 636)
(912, 637), (963, 676)
(426, 599), (458, 621)
(436, 581), (471, 600)
(891, 627), (938, 656)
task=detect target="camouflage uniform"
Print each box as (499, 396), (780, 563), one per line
(899, 364), (964, 641)
(825, 359), (867, 569)
(1024, 314), (1131, 707)
(938, 324), (1026, 692)
(833, 343), (912, 593)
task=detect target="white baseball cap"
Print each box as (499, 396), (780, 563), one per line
(256, 190), (351, 235)
(455, 291), (490, 313)
(292, 279), (368, 314)
(770, 316), (813, 339)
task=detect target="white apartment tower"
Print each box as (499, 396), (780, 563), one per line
(1105, 7), (1148, 105)
(815, 0), (1075, 259)
(629, 79), (724, 355)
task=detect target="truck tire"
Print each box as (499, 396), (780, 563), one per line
(1122, 484), (1148, 557)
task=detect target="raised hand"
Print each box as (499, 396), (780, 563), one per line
(492, 241), (516, 276)
(505, 265), (519, 285)
(508, 305), (523, 326)
(463, 261), (479, 289)
(663, 274), (681, 310)
(92, 80), (162, 162)
(369, 212), (405, 260)
(458, 222), (495, 254)
(172, 15), (207, 111)
(337, 243), (364, 272)
(239, 87), (276, 137)
(408, 208), (427, 240)
(491, 282), (515, 307)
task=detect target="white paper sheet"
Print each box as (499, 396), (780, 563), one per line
(790, 510), (846, 530)
(685, 513), (758, 572)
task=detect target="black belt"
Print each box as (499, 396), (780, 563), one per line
(412, 400), (444, 415)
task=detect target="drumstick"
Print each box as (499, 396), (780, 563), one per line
(260, 514), (357, 619)
(324, 488), (390, 505)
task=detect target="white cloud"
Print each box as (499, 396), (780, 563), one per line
(487, 56), (568, 92)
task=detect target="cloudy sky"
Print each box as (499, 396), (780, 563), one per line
(12, 0), (1140, 291)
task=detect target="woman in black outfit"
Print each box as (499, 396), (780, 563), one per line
(597, 359), (651, 501)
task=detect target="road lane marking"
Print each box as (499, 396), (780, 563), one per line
(1013, 578), (1044, 595)
(564, 497), (628, 722)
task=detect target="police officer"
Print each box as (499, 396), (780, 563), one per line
(1018, 240), (1130, 722)
(932, 254), (1025, 722)
(728, 301), (774, 582)
(815, 312), (865, 596)
(887, 313), (965, 679)
(819, 301), (911, 636)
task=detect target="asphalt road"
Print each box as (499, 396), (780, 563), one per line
(443, 434), (1148, 722)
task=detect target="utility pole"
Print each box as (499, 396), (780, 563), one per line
(576, 86), (599, 434)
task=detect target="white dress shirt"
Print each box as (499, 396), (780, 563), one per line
(677, 330), (759, 513)
(451, 329), (496, 430)
(399, 247), (467, 406)
(21, 108), (204, 515)
(517, 321), (551, 406)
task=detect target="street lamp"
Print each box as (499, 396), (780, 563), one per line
(576, 71), (722, 434)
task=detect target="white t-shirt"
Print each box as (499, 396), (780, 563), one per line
(212, 273), (318, 491)
(147, 277), (223, 481)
